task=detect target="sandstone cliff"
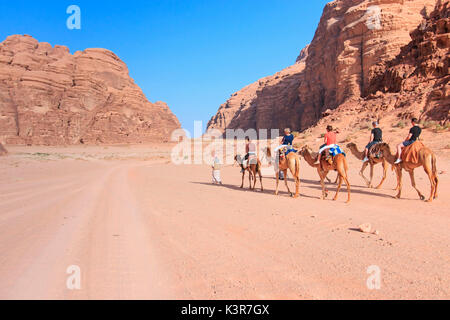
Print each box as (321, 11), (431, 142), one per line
(207, 46), (309, 132)
(365, 0), (449, 121)
(207, 0), (440, 133)
(0, 35), (180, 145)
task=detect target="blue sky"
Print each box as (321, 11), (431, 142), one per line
(0, 0), (329, 135)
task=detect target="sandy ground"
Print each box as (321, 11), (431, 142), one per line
(0, 138), (449, 300)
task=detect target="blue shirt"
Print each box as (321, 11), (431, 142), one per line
(282, 134), (294, 146)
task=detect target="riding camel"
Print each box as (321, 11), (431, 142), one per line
(300, 146), (351, 203)
(234, 154), (263, 192)
(346, 143), (388, 189)
(265, 147), (300, 198)
(377, 143), (438, 202)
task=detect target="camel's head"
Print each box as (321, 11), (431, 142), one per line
(299, 145), (310, 154)
(278, 146), (287, 156)
(264, 147), (272, 158)
(234, 155), (243, 165)
(346, 142), (356, 149)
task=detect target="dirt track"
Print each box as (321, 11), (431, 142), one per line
(0, 146), (449, 299)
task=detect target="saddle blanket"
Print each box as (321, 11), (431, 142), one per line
(328, 145), (345, 157)
(285, 149), (298, 156)
(402, 141), (425, 164)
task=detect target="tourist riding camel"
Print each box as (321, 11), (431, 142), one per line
(303, 126), (350, 202)
(241, 137), (257, 171)
(363, 121), (383, 163)
(346, 121), (388, 189)
(235, 137), (263, 191)
(377, 118), (438, 202)
(316, 125), (338, 168)
(394, 118), (422, 164)
(346, 142), (388, 189)
(275, 128), (297, 180)
(265, 146), (301, 198)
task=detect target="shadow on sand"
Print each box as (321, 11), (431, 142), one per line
(191, 175), (398, 200)
(190, 181), (320, 199)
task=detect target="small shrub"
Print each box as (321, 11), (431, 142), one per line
(422, 120), (437, 129)
(33, 153), (50, 157)
(394, 121), (406, 129)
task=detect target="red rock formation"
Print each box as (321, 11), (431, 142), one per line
(208, 0), (438, 133)
(207, 46), (309, 132)
(0, 35), (180, 145)
(366, 0), (449, 121)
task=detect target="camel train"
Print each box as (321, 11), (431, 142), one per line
(233, 123), (438, 203)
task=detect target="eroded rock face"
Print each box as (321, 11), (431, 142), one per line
(207, 46), (309, 133)
(0, 35), (180, 145)
(366, 0), (449, 121)
(208, 0), (438, 133)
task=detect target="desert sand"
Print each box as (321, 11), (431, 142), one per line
(0, 130), (449, 300)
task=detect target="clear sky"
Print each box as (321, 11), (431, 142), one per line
(0, 0), (329, 136)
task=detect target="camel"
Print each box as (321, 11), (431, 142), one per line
(377, 143), (438, 202)
(265, 147), (301, 198)
(234, 155), (263, 191)
(346, 143), (388, 189)
(300, 146), (351, 203)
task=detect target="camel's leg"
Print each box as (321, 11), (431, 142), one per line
(290, 167), (300, 198)
(253, 169), (258, 191)
(360, 162), (370, 187)
(275, 171), (280, 196)
(343, 175), (351, 204)
(248, 169), (253, 190)
(422, 165), (436, 203)
(319, 169), (328, 200)
(395, 167), (403, 199)
(293, 177), (300, 198)
(335, 159), (351, 203)
(427, 156), (438, 200)
(251, 167), (257, 190)
(240, 170), (245, 189)
(375, 160), (387, 189)
(408, 170), (426, 201)
(284, 170), (292, 196)
(369, 163), (374, 188)
(333, 175), (343, 201)
(434, 174), (439, 200)
(259, 170), (264, 192)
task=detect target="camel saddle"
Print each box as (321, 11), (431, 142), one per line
(369, 143), (383, 159)
(321, 145), (345, 164)
(401, 141), (425, 164)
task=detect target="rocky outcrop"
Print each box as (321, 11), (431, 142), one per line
(366, 0), (449, 121)
(0, 35), (180, 145)
(208, 0), (438, 133)
(207, 46), (309, 132)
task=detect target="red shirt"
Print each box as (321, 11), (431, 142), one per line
(325, 132), (336, 145)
